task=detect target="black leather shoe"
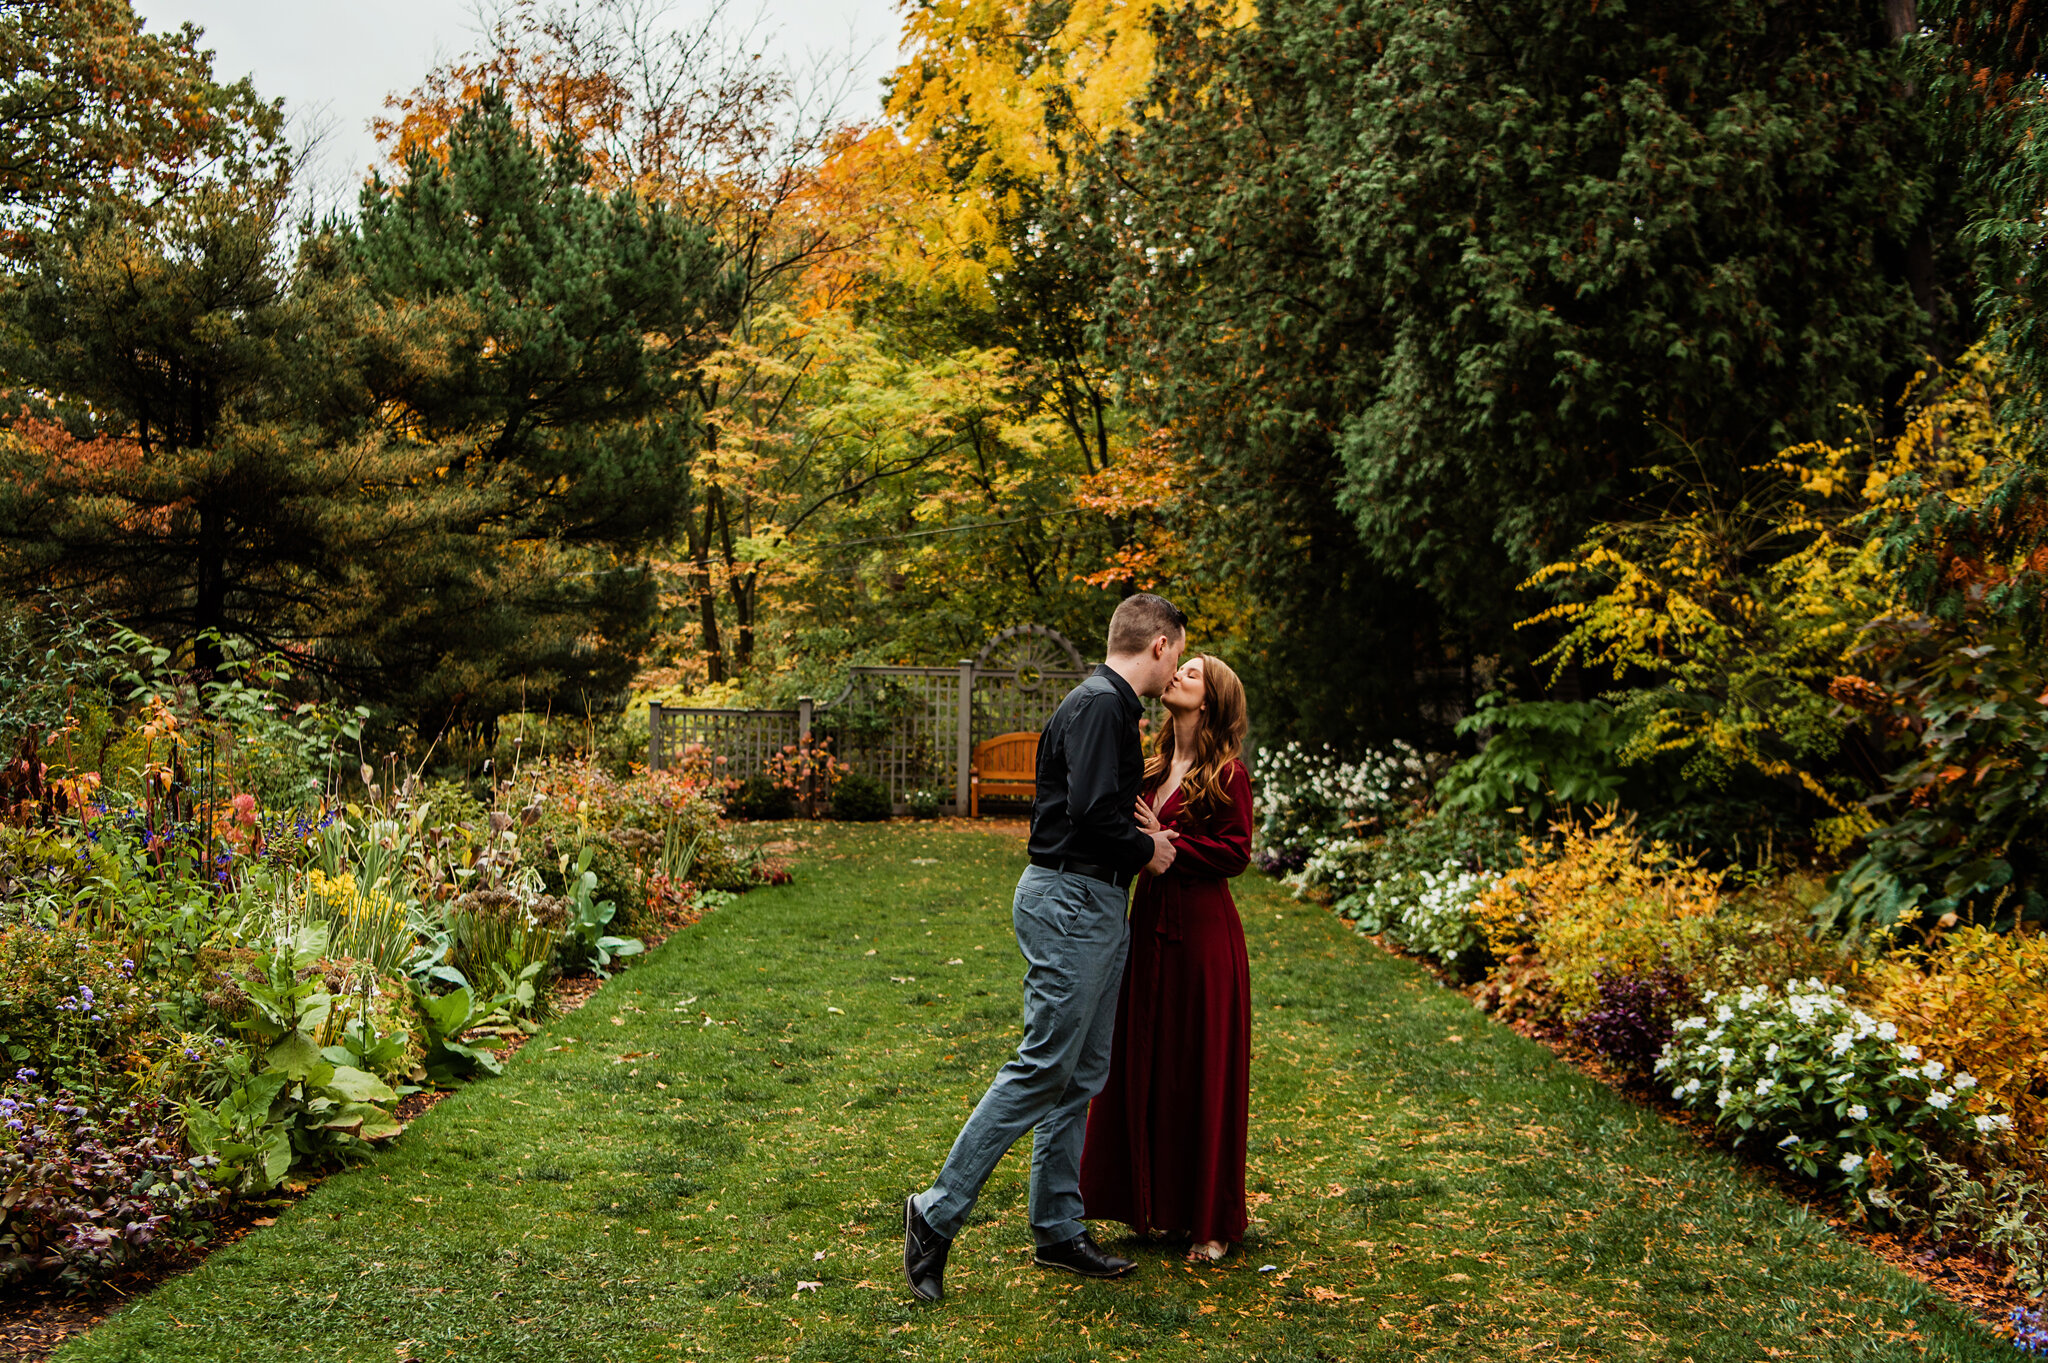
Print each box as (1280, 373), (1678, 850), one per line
(1034, 1231), (1135, 1279)
(903, 1196), (951, 1302)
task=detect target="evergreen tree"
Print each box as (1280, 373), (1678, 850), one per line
(0, 186), (447, 668)
(349, 89), (739, 731)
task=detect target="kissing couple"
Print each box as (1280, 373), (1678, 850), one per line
(903, 592), (1255, 1301)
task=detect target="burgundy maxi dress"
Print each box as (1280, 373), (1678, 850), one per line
(1079, 760), (1253, 1245)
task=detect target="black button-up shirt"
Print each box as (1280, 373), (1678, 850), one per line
(1027, 664), (1154, 873)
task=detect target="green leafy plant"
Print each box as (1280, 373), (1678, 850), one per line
(184, 926), (403, 1191)
(1920, 1148), (2048, 1295)
(1820, 627), (2048, 939)
(1439, 694), (1632, 823)
(558, 845), (644, 975)
(413, 984), (504, 1085)
(829, 771), (891, 823)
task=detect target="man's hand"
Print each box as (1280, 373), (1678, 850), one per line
(1144, 829), (1179, 876)
(1135, 798), (1162, 834)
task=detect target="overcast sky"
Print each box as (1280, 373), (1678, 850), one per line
(130, 0), (904, 207)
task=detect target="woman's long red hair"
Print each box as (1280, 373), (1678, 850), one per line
(1142, 654), (1248, 818)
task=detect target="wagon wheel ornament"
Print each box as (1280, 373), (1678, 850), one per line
(976, 625), (1086, 692)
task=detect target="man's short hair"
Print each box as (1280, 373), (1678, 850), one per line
(1106, 593), (1187, 656)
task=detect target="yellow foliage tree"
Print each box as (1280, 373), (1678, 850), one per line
(1521, 350), (2019, 844)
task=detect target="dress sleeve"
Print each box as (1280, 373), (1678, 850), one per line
(1167, 762), (1253, 879)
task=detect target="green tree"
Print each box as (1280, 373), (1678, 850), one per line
(0, 185), (446, 670)
(351, 88), (739, 731)
(1107, 0), (1978, 742)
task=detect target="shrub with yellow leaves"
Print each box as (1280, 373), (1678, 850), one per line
(1874, 926), (2048, 1166)
(1474, 813), (1723, 1020)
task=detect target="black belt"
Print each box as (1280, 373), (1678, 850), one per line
(1029, 855), (1136, 890)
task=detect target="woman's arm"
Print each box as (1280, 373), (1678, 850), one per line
(1165, 762), (1253, 878)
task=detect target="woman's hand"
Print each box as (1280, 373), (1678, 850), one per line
(1135, 797), (1162, 834)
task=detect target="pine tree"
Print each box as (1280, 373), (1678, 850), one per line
(0, 186), (450, 671)
(349, 88), (740, 730)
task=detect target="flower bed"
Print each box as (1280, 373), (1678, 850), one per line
(1260, 749), (2048, 1315)
(0, 652), (772, 1294)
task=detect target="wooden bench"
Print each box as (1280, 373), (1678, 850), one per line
(970, 731), (1039, 817)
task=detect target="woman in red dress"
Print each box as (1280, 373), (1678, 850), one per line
(1079, 653), (1253, 1262)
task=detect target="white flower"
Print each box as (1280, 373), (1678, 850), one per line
(1876, 1021), (1897, 1042)
(1848, 1104), (1868, 1121)
(1716, 1048), (1736, 1068)
(1954, 1073), (1977, 1091)
(1684, 1078), (1702, 1096)
(1839, 1152), (1864, 1174)
(1921, 1060), (1944, 1081)
(1927, 1091), (1952, 1110)
(1716, 1088), (1733, 1109)
(1673, 1086), (1687, 1100)
(1754, 1078), (1775, 1097)
(1764, 1043), (1779, 1063)
(1829, 1031), (1855, 1057)
(1704, 1026), (1725, 1044)
(1975, 1114), (2000, 1134)
(1896, 1043), (1920, 1061)
(1716, 1005), (1734, 1023)
(1776, 1134), (1800, 1149)
(1868, 1188), (1893, 1208)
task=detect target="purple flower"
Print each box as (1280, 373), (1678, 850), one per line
(183, 1050), (199, 1061)
(4, 1120), (20, 1132)
(79, 985), (94, 1006)
(15, 1069), (36, 1081)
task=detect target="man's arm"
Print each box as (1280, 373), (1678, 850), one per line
(1064, 694), (1157, 871)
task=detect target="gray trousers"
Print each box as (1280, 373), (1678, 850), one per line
(913, 864), (1131, 1247)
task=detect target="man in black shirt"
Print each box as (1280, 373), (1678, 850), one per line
(904, 594), (1185, 1302)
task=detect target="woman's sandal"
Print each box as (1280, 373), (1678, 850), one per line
(1185, 1240), (1228, 1264)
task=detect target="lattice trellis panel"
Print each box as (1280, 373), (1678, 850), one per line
(821, 666), (963, 806)
(647, 626), (1183, 814)
(649, 707), (799, 781)
(970, 668), (1090, 748)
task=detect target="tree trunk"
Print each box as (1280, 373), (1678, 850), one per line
(194, 497), (225, 679)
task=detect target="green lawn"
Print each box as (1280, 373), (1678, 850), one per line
(61, 822), (2002, 1362)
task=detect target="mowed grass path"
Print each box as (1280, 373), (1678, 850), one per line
(62, 823), (2001, 1363)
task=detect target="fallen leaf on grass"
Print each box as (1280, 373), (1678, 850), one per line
(795, 1281), (822, 1293)
(827, 1006), (845, 1014)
